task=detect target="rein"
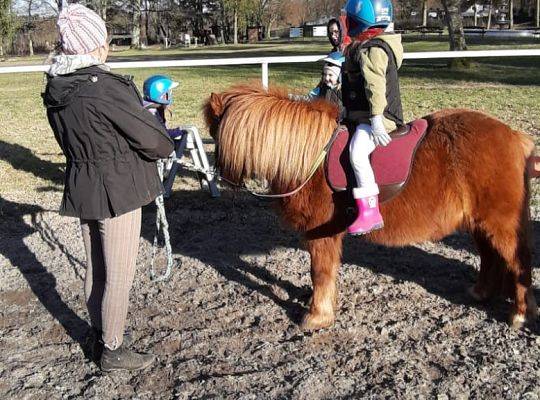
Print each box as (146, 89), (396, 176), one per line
(216, 125), (342, 199)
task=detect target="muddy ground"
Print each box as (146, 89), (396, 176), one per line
(1, 173), (539, 400)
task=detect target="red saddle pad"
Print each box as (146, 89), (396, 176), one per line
(325, 119), (428, 203)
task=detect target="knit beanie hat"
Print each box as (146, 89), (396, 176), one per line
(323, 63), (341, 80)
(57, 4), (107, 55)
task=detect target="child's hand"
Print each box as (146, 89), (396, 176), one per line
(370, 115), (392, 147)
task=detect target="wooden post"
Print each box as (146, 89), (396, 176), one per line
(261, 62), (268, 88)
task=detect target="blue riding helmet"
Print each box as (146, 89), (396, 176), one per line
(143, 75), (179, 105)
(344, 0), (393, 36)
(323, 51), (345, 67)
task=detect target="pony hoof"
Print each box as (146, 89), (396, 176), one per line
(301, 312), (334, 331)
(510, 313), (526, 330)
(468, 285), (489, 302)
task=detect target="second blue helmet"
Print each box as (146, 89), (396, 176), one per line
(143, 75), (179, 105)
(344, 0), (393, 36)
(323, 51), (345, 67)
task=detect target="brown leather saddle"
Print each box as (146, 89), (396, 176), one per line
(325, 119), (429, 203)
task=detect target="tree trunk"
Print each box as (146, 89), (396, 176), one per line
(509, 0), (514, 29)
(0, 43), (3, 57)
(146, 7), (153, 43)
(98, 0), (107, 21)
(27, 0), (33, 56)
(422, 0), (428, 26)
(473, 5), (478, 26)
(131, 0), (141, 49)
(233, 8), (238, 45)
(442, 0), (468, 68)
(141, 0), (148, 46)
(220, 3), (228, 44)
(537, 0), (539, 27)
(487, 0), (492, 29)
(442, 0), (467, 50)
(266, 21), (273, 39)
(28, 35), (33, 56)
(220, 26), (225, 44)
(536, 0), (539, 27)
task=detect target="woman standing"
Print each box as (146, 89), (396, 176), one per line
(42, 4), (174, 371)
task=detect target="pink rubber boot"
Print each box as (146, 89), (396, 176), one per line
(348, 194), (384, 235)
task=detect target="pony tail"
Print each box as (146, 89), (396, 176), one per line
(517, 131), (538, 180)
(517, 132), (535, 159)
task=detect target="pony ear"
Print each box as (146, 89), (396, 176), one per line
(209, 92), (224, 118)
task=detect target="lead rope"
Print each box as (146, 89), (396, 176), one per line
(150, 159), (176, 281)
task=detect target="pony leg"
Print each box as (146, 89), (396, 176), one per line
(479, 217), (535, 328)
(301, 234), (344, 330)
(470, 230), (508, 301)
(484, 233), (532, 328)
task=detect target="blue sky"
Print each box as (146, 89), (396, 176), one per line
(14, 0), (59, 17)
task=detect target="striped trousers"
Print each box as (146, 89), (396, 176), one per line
(80, 208), (141, 350)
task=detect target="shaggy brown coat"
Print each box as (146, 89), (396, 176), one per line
(205, 84), (537, 330)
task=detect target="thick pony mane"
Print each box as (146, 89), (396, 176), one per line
(204, 83), (339, 190)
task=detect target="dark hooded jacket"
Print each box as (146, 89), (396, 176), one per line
(43, 66), (174, 220)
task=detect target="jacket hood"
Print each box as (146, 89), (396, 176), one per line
(42, 65), (124, 109)
(43, 72), (92, 108)
(378, 33), (403, 68)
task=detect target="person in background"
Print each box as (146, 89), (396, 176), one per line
(327, 17), (352, 52)
(288, 52), (344, 120)
(306, 52), (345, 119)
(341, 0), (404, 235)
(42, 3), (174, 371)
(142, 75), (180, 131)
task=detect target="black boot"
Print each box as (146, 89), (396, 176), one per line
(88, 328), (134, 362)
(100, 345), (155, 372)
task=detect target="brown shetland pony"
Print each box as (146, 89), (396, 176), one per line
(204, 84), (538, 330)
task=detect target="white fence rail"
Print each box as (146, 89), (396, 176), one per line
(1, 49), (539, 87)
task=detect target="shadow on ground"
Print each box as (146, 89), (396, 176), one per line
(0, 141), (91, 359)
(0, 196), (92, 358)
(0, 140), (64, 187)
(143, 187), (540, 328)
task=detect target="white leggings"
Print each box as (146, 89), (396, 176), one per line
(349, 123), (379, 198)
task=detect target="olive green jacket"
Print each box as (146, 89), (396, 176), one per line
(358, 33), (403, 131)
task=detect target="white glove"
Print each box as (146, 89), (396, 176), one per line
(370, 115), (392, 147)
